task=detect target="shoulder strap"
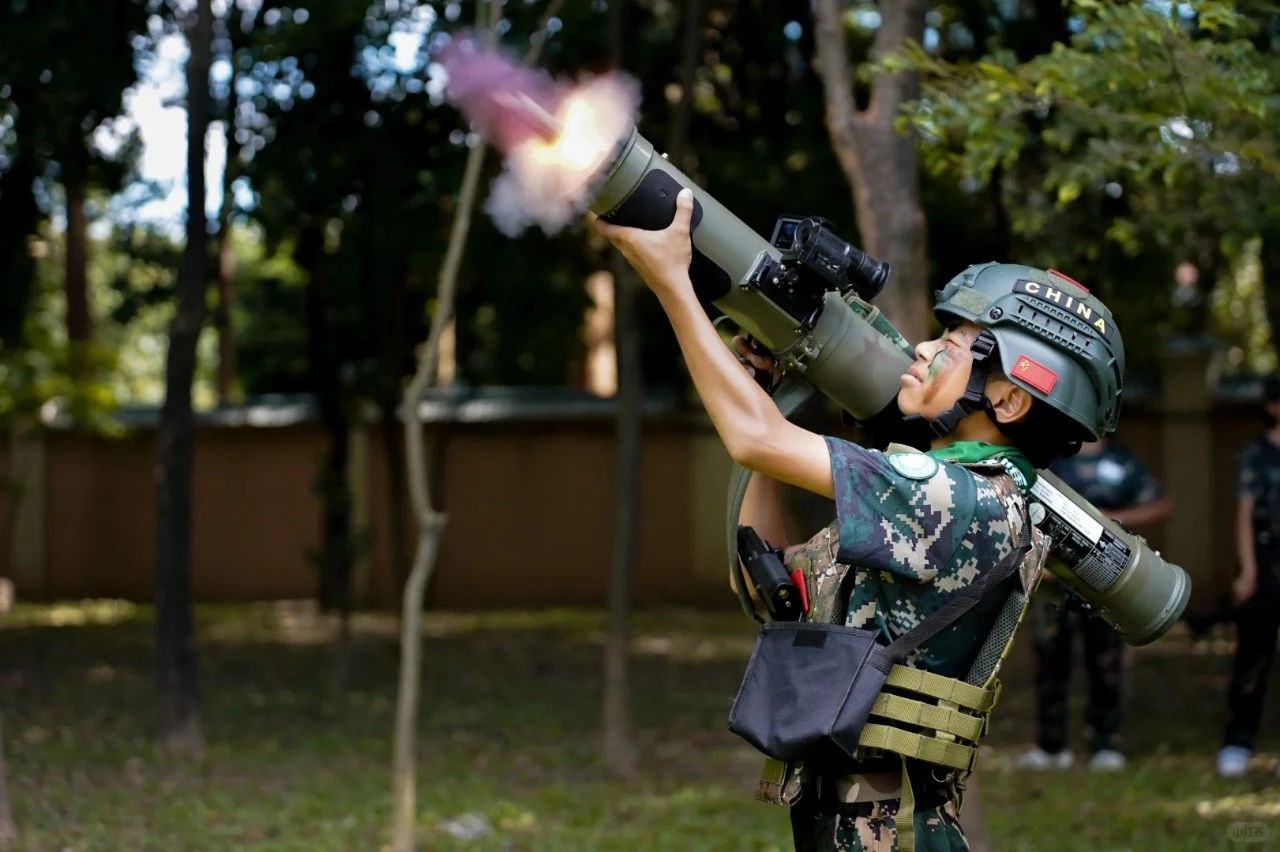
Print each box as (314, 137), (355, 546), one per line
(882, 505), (1031, 665)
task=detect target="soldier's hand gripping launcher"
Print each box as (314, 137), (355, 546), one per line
(585, 125), (1189, 645)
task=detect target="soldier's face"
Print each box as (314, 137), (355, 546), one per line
(898, 321), (984, 418)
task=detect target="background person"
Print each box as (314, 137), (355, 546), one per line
(1218, 376), (1280, 778)
(1016, 438), (1171, 772)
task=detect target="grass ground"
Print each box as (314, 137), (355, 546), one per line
(1, 602), (1277, 851)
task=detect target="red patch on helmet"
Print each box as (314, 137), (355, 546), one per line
(1014, 355), (1059, 394)
(1048, 268), (1089, 292)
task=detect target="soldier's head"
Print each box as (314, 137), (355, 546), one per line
(897, 263), (1125, 468)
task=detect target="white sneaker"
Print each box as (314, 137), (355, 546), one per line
(1217, 746), (1251, 778)
(1088, 749), (1126, 772)
(1016, 747), (1074, 770)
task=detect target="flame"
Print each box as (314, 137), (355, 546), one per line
(437, 36), (640, 235)
(522, 80), (629, 189)
(484, 74), (638, 236)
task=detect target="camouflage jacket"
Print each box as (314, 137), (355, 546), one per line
(784, 438), (1047, 680)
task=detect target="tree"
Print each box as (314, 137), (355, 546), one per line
(0, 713), (13, 849)
(390, 3), (562, 846)
(0, 578), (13, 846)
(239, 0), (399, 636)
(154, 0), (212, 754)
(238, 0), (482, 626)
(0, 1), (148, 379)
(901, 0), (1280, 372)
(213, 1), (247, 405)
(813, 0), (931, 343)
(599, 0), (645, 781)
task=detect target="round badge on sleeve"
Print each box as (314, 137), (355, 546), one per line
(887, 452), (939, 481)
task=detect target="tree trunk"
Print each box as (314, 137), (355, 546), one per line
(664, 0), (706, 171)
(1258, 231), (1280, 348)
(359, 177), (412, 595)
(298, 223), (354, 627)
(602, 253), (641, 779)
(64, 174), (91, 377)
(154, 0), (211, 755)
(0, 142), (39, 344)
(0, 555), (10, 852)
(813, 0), (930, 344)
(389, 3), (560, 847)
(0, 714), (14, 848)
(215, 54), (238, 406)
(379, 373), (411, 594)
(0, 571), (14, 848)
(814, 1), (989, 843)
(389, 95), (486, 852)
(601, 0), (666, 781)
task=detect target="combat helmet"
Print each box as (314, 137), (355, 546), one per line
(930, 262), (1125, 441)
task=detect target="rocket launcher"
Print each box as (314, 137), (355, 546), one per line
(582, 125), (1188, 645)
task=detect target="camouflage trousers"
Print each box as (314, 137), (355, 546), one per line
(1031, 594), (1124, 754)
(789, 797), (968, 851)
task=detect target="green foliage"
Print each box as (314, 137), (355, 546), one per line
(1211, 237), (1279, 374)
(0, 0), (149, 340)
(0, 0), (153, 435)
(0, 223), (134, 433)
(235, 0), (456, 397)
(899, 0), (1280, 374)
(908, 2), (1280, 208)
(12, 0), (1280, 404)
(232, 230), (312, 395)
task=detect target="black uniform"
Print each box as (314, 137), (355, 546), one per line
(1224, 435), (1280, 750)
(1032, 444), (1163, 756)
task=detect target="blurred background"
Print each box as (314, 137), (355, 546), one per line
(1, 1), (1279, 850)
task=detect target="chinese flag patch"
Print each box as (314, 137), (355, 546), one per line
(1014, 354), (1059, 394)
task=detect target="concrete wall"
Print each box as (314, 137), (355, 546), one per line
(0, 382), (1264, 613)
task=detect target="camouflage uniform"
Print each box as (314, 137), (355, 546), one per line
(1224, 435), (1280, 750)
(1031, 443), (1163, 755)
(783, 437), (1045, 852)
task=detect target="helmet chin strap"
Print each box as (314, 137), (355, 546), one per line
(905, 331), (1000, 440)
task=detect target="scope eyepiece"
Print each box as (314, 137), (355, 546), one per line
(847, 251), (890, 301)
(769, 216), (890, 302)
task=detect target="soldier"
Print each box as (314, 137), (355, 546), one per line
(598, 190), (1125, 851)
(1217, 376), (1280, 778)
(1017, 438), (1171, 773)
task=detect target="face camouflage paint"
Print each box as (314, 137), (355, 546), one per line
(926, 349), (949, 381)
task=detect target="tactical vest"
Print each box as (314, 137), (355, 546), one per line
(729, 448), (1048, 851)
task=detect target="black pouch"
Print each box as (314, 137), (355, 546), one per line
(727, 622), (891, 761)
(727, 531), (1029, 763)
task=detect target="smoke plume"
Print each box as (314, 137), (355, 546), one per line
(436, 36), (639, 237)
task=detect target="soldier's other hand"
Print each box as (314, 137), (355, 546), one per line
(732, 334), (776, 382)
(1232, 572), (1258, 606)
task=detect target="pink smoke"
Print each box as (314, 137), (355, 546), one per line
(435, 35), (566, 154)
(434, 35), (640, 236)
